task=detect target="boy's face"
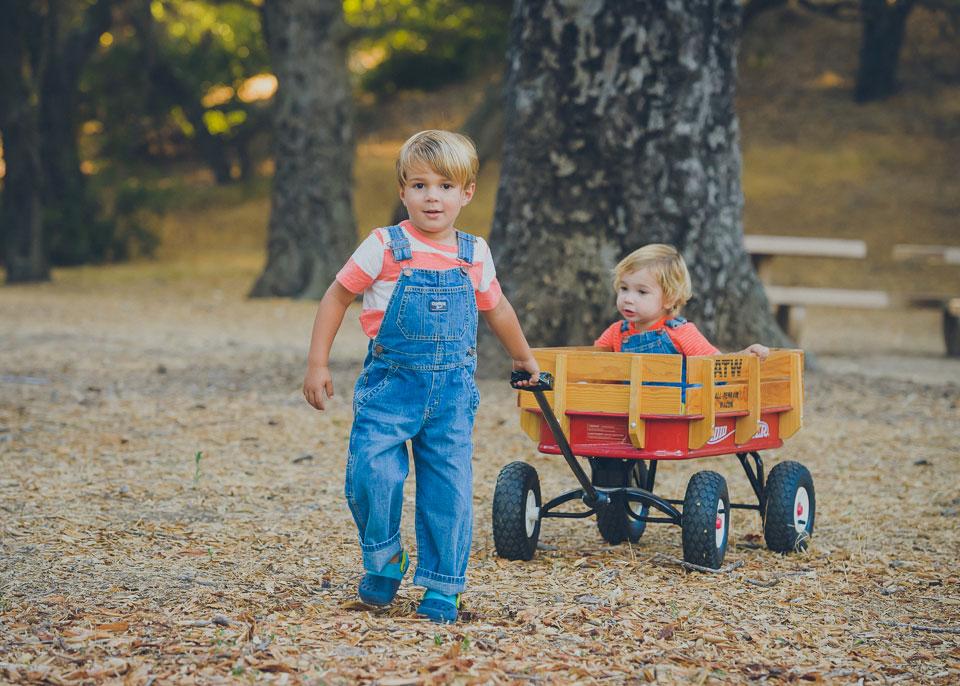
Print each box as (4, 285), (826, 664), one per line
(616, 267), (676, 331)
(399, 164), (474, 244)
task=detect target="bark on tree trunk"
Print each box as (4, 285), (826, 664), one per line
(484, 0), (789, 371)
(854, 0), (916, 103)
(249, 0), (356, 299)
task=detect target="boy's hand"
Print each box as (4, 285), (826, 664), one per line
(512, 357), (540, 387)
(740, 343), (770, 363)
(303, 365), (334, 410)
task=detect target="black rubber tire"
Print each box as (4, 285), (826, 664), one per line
(763, 461), (816, 553)
(681, 470), (730, 570)
(595, 460), (648, 545)
(492, 461), (542, 561)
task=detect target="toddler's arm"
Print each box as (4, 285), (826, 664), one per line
(738, 343), (770, 362)
(481, 296), (540, 386)
(303, 281), (357, 410)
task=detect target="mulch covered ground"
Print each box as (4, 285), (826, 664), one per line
(2, 275), (958, 685)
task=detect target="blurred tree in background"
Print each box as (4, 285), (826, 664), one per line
(343, 0), (511, 97)
(249, 0), (357, 299)
(743, 0), (960, 102)
(0, 0), (114, 282)
(0, 0), (270, 281)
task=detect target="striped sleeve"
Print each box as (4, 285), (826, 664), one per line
(336, 231), (385, 294)
(667, 322), (721, 356)
(474, 237), (502, 311)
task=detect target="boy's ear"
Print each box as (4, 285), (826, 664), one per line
(461, 183), (475, 206)
(398, 185), (406, 205)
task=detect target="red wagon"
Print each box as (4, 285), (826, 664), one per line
(493, 348), (814, 568)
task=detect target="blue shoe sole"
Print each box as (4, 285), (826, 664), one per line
(417, 596), (459, 623)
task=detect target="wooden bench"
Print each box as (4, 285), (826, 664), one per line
(891, 244), (960, 266)
(744, 235), (883, 342)
(743, 236), (960, 356)
(891, 245), (960, 356)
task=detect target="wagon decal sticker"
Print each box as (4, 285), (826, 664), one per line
(752, 421), (770, 440)
(706, 425), (733, 445)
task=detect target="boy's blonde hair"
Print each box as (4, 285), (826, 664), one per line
(396, 130), (479, 189)
(613, 244), (693, 316)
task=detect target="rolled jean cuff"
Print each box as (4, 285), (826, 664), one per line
(359, 532), (403, 573)
(413, 568), (465, 596)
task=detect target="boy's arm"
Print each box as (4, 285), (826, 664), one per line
(481, 295), (540, 385)
(303, 281), (358, 410)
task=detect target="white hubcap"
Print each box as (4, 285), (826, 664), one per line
(715, 500), (727, 549)
(793, 487), (810, 533)
(524, 490), (539, 537)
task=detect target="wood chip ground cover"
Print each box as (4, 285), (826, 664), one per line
(1, 277), (958, 685)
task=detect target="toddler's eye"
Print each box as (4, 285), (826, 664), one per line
(413, 183), (425, 189)
(442, 183), (453, 190)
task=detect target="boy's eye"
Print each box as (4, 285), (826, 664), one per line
(442, 183), (453, 190)
(413, 183), (424, 189)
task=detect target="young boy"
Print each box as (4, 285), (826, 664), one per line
(595, 244), (770, 360)
(302, 130), (539, 623)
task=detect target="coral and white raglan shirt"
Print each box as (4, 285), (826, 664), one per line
(336, 220), (503, 338)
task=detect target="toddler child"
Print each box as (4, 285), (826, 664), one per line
(595, 244), (770, 360)
(302, 130), (539, 623)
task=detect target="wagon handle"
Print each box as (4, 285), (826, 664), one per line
(509, 371), (609, 510)
(510, 370), (554, 392)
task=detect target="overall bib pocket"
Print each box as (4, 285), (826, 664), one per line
(396, 285), (471, 341)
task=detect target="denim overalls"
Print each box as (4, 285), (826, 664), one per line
(345, 225), (480, 596)
(620, 317), (687, 354)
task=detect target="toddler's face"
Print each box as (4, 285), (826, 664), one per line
(399, 164), (474, 244)
(616, 267), (675, 330)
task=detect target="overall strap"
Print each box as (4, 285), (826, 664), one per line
(621, 320), (631, 333)
(456, 230), (476, 267)
(385, 225), (413, 263)
(664, 317), (688, 329)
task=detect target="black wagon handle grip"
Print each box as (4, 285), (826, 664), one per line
(510, 370), (554, 392)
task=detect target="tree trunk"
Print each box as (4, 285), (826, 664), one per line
(484, 0), (789, 370)
(1, 0), (113, 281)
(854, 0), (916, 103)
(0, 103), (48, 283)
(0, 3), (48, 282)
(249, 0), (356, 299)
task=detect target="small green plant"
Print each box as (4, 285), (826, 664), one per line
(460, 635), (471, 652)
(207, 547), (214, 561)
(194, 450), (203, 484)
(434, 633), (443, 646)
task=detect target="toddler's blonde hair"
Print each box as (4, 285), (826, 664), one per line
(396, 130), (478, 189)
(613, 244), (693, 316)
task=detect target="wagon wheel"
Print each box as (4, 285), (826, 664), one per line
(594, 460), (648, 545)
(763, 461), (815, 553)
(681, 470), (730, 570)
(492, 461), (542, 561)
